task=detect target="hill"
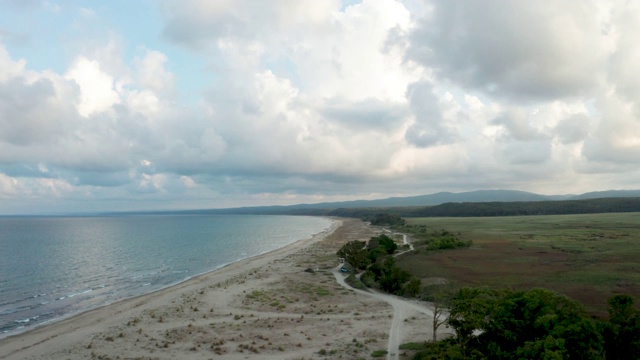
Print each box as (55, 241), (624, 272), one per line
(109, 189), (640, 217)
(179, 189), (637, 216)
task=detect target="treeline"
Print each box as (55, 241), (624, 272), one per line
(156, 196), (640, 218)
(362, 213), (406, 226)
(284, 197), (640, 218)
(403, 197), (640, 217)
(415, 288), (640, 359)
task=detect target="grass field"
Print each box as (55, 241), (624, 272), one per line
(397, 212), (640, 316)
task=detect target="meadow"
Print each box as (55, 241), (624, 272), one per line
(398, 212), (640, 316)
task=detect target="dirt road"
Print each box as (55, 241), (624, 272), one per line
(332, 268), (450, 360)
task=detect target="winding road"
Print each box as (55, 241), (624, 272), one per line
(332, 231), (450, 360)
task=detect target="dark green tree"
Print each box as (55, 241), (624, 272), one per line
(336, 240), (369, 270)
(403, 277), (422, 298)
(478, 288), (603, 359)
(444, 288), (605, 359)
(366, 234), (398, 263)
(447, 287), (496, 356)
(602, 295), (640, 359)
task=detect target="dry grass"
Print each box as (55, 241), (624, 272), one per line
(398, 213), (640, 316)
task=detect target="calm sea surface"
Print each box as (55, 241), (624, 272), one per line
(0, 214), (333, 338)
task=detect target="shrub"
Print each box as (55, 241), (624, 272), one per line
(371, 349), (388, 357)
(345, 274), (367, 290)
(360, 271), (377, 288)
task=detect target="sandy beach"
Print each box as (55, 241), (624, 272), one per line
(0, 218), (441, 360)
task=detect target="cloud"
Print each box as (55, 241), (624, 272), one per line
(554, 113), (591, 144)
(159, 0), (340, 51)
(134, 49), (174, 94)
(0, 77), (66, 145)
(491, 108), (547, 142)
(161, 0), (417, 101)
(65, 56), (120, 117)
(0, 40), (225, 196)
(404, 81), (448, 147)
(0, 45), (26, 81)
(3, 1), (640, 214)
(320, 97), (408, 130)
(607, 3), (640, 103)
(581, 93), (640, 166)
(407, 0), (608, 101)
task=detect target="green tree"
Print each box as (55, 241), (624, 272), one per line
(403, 277), (422, 298)
(371, 234), (398, 254)
(447, 287), (496, 356)
(602, 295), (640, 359)
(378, 257), (410, 294)
(479, 288), (603, 359)
(445, 288), (605, 359)
(336, 240), (369, 270)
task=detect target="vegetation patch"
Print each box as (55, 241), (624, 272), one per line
(337, 234), (421, 297)
(314, 287), (331, 296)
(344, 274), (367, 290)
(371, 349), (388, 357)
(399, 342), (428, 351)
(399, 213), (640, 315)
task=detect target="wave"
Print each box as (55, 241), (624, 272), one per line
(14, 315), (38, 324)
(66, 289), (93, 298)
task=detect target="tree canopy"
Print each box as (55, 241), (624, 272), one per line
(337, 234), (421, 297)
(416, 287), (640, 359)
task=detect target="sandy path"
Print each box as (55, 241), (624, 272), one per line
(332, 268), (440, 359)
(332, 245), (449, 360)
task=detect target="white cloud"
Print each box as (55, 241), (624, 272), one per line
(134, 49), (174, 94)
(408, 0), (609, 101)
(65, 56), (120, 117)
(582, 92), (640, 165)
(0, 45), (26, 81)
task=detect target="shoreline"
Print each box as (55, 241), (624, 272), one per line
(0, 216), (337, 342)
(0, 218), (343, 359)
(0, 218), (437, 360)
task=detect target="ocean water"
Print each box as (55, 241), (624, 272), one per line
(0, 214), (333, 338)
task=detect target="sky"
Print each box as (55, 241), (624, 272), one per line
(1, 0), (640, 215)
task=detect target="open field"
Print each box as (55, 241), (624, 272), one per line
(398, 212), (640, 316)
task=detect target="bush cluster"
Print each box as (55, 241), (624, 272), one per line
(337, 234), (421, 297)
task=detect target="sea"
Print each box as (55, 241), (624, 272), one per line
(0, 214), (334, 339)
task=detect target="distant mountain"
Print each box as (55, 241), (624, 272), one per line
(119, 189), (640, 217)
(183, 189), (638, 216)
(211, 190), (556, 213)
(303, 189), (559, 208)
(568, 190), (640, 200)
